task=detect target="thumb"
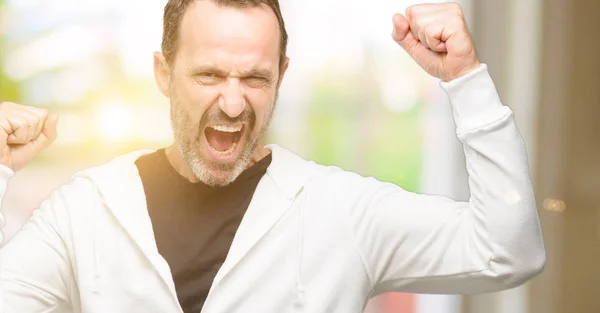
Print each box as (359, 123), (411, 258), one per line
(31, 113), (59, 147)
(392, 13), (416, 49)
(42, 113), (59, 142)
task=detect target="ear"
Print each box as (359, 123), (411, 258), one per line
(276, 57), (290, 89)
(154, 52), (171, 97)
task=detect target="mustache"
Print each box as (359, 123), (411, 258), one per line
(199, 106), (256, 129)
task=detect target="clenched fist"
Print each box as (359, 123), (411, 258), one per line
(392, 3), (480, 82)
(0, 102), (58, 171)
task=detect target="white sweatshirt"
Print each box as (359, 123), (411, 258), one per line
(0, 65), (545, 313)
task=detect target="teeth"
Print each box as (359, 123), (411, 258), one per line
(210, 124), (242, 133)
(209, 141), (237, 156)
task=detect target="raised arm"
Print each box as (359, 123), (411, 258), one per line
(344, 65), (545, 295)
(0, 102), (72, 312)
(343, 3), (545, 295)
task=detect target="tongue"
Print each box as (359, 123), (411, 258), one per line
(205, 128), (237, 152)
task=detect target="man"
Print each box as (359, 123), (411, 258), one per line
(0, 0), (545, 312)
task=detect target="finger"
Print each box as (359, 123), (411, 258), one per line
(423, 23), (448, 53)
(392, 14), (442, 65)
(14, 107), (48, 141)
(7, 128), (31, 144)
(23, 112), (36, 143)
(6, 109), (43, 145)
(19, 106), (49, 125)
(392, 13), (419, 54)
(404, 10), (429, 47)
(404, 7), (447, 53)
(18, 113), (59, 156)
(6, 113), (32, 145)
(1, 102), (48, 142)
(6, 134), (19, 144)
(417, 28), (429, 50)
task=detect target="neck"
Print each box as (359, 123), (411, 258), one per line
(165, 143), (271, 183)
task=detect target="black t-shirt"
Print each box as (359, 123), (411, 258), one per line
(135, 149), (272, 313)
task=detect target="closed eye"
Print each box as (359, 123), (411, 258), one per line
(196, 73), (224, 85)
(243, 76), (270, 88)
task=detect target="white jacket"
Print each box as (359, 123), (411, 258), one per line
(0, 65), (545, 313)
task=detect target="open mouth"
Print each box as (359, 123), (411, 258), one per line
(204, 124), (244, 157)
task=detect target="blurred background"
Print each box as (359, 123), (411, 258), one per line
(0, 0), (598, 313)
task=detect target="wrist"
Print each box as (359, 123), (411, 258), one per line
(444, 60), (481, 82)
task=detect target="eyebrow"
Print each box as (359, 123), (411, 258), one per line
(186, 65), (274, 79)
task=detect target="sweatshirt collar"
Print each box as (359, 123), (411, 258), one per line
(264, 144), (318, 200)
(85, 144), (316, 206)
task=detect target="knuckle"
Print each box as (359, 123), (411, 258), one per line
(423, 23), (433, 34)
(406, 4), (424, 20)
(29, 117), (41, 126)
(38, 108), (49, 119)
(15, 117), (27, 126)
(451, 3), (464, 16)
(405, 6), (414, 19)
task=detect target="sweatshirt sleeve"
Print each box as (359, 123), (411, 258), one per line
(0, 165), (15, 245)
(345, 64), (546, 295)
(0, 174), (74, 312)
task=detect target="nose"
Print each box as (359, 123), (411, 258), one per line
(219, 79), (246, 118)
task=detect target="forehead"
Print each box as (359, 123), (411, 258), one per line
(177, 0), (281, 70)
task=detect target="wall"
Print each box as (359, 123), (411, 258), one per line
(532, 0), (600, 312)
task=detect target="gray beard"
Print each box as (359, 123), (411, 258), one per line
(169, 91), (276, 187)
(176, 141), (252, 187)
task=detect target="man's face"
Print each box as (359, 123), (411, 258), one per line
(165, 1), (287, 186)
